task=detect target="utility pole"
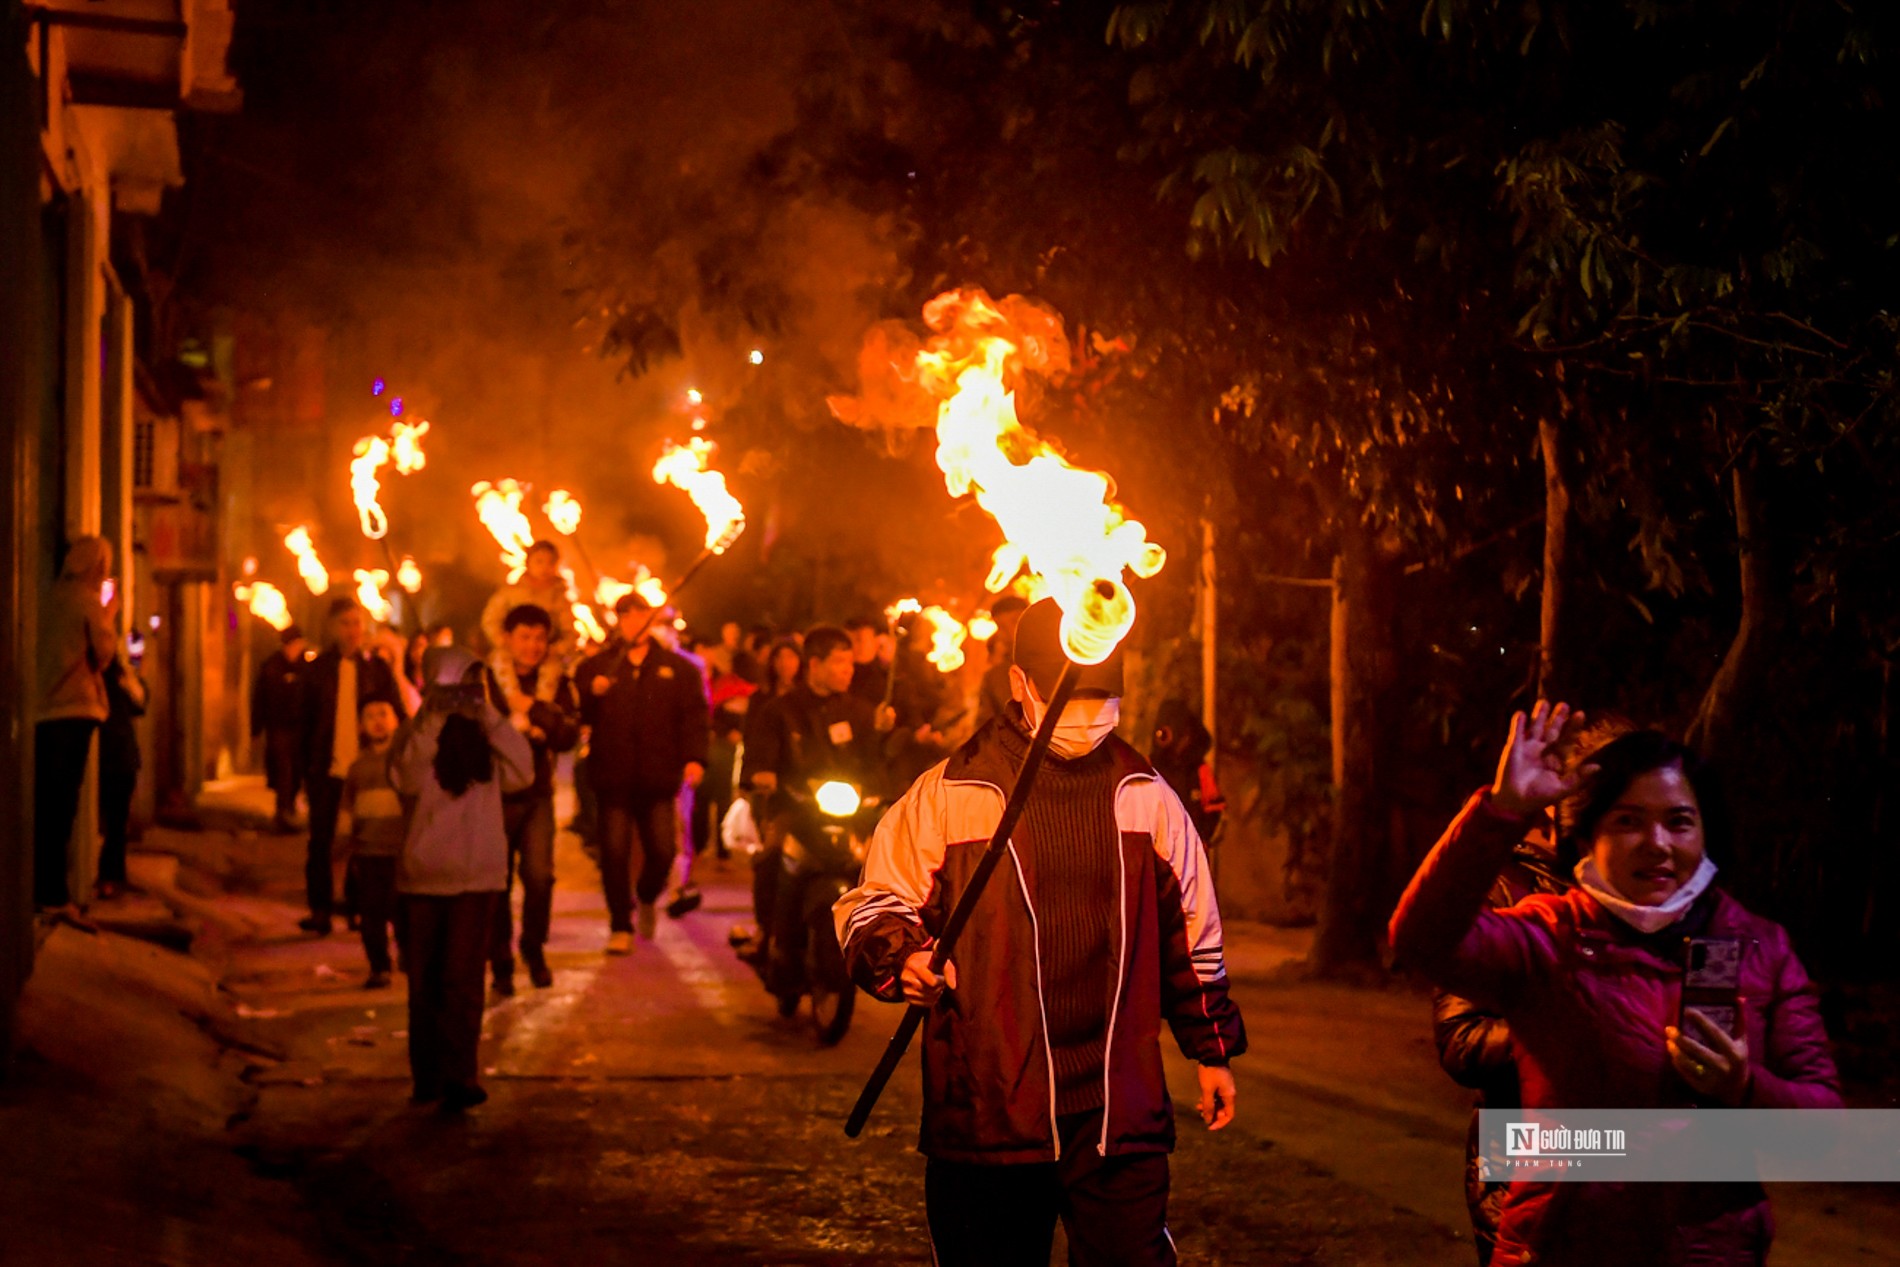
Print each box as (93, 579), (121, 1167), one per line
(1199, 516), (1218, 780)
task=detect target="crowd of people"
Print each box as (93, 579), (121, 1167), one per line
(28, 527), (1846, 1265)
(238, 539), (1233, 1120)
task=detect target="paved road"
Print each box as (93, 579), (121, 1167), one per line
(223, 814), (1474, 1265)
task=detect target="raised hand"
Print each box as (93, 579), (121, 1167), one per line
(1491, 700), (1593, 818)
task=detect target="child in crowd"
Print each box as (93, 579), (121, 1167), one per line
(345, 699), (405, 988)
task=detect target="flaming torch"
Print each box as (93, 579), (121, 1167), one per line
(845, 289), (1167, 1138)
(283, 527), (330, 595)
(234, 581), (294, 631)
(353, 568), (394, 624)
(635, 437), (745, 637)
(350, 436), (392, 540)
(471, 479), (536, 581)
(396, 556), (423, 595)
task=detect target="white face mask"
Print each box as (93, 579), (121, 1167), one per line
(1023, 689), (1121, 759)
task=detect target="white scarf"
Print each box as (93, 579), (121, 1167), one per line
(488, 652), (562, 732)
(1573, 854), (1719, 935)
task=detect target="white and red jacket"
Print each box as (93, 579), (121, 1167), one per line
(834, 718), (1246, 1164)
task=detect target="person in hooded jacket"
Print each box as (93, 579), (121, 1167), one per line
(1389, 702), (1841, 1267)
(390, 646), (534, 1112)
(834, 598), (1246, 1267)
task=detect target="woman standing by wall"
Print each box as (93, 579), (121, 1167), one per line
(35, 536), (120, 920)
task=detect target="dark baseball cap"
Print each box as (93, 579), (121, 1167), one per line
(1011, 598), (1124, 698)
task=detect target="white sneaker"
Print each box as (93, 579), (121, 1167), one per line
(605, 930), (633, 956)
(636, 902), (658, 941)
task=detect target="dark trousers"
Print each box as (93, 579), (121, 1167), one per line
(924, 1111), (1177, 1267)
(598, 794), (677, 930)
(33, 719), (99, 909)
(401, 891), (500, 1097)
(265, 727), (302, 819)
(354, 855), (400, 974)
(491, 795), (556, 972)
(96, 757), (138, 888)
(305, 773), (344, 917)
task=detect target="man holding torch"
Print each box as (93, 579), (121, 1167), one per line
(834, 598), (1245, 1267)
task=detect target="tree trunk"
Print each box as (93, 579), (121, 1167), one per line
(1313, 521), (1400, 977)
(1537, 411), (1576, 698)
(1686, 454), (1781, 763)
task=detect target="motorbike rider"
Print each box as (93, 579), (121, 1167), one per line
(737, 624), (893, 966)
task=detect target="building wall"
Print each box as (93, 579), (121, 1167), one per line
(1, 0), (48, 1069)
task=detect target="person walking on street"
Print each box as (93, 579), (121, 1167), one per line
(844, 615), (889, 705)
(344, 699), (406, 989)
(253, 625), (310, 832)
(579, 593), (710, 952)
(299, 597), (405, 936)
(485, 604), (581, 994)
(391, 646), (534, 1112)
(95, 648), (148, 901)
(834, 599), (1246, 1267)
(35, 535), (120, 922)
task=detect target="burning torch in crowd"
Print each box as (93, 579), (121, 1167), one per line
(283, 526), (330, 595)
(845, 288), (1167, 1137)
(234, 580), (294, 631)
(635, 436), (746, 637)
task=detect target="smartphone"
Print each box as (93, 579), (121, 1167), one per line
(1680, 935), (1743, 1038)
(101, 579), (116, 606)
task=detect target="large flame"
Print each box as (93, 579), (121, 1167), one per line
(557, 564), (607, 645)
(472, 479), (536, 581)
(235, 581), (293, 631)
(283, 526), (330, 595)
(652, 437), (745, 553)
(353, 568), (393, 623)
(544, 489), (583, 536)
(595, 565), (669, 614)
(902, 290), (1165, 664)
(350, 436), (392, 539)
(352, 420), (429, 539)
(887, 598), (969, 674)
(390, 420), (429, 474)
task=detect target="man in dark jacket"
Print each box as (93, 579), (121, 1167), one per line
(1432, 826), (1566, 1266)
(834, 599), (1245, 1267)
(485, 604), (582, 995)
(299, 598), (405, 936)
(580, 593), (710, 951)
(252, 624), (309, 832)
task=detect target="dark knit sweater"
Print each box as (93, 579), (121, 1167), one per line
(996, 712), (1121, 1115)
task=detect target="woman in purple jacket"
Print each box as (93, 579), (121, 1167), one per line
(1390, 701), (1840, 1267)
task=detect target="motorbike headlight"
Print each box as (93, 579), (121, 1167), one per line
(814, 780), (862, 818)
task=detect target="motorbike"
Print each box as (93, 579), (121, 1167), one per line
(730, 777), (880, 1046)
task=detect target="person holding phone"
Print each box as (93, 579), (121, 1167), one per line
(1390, 703), (1841, 1267)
